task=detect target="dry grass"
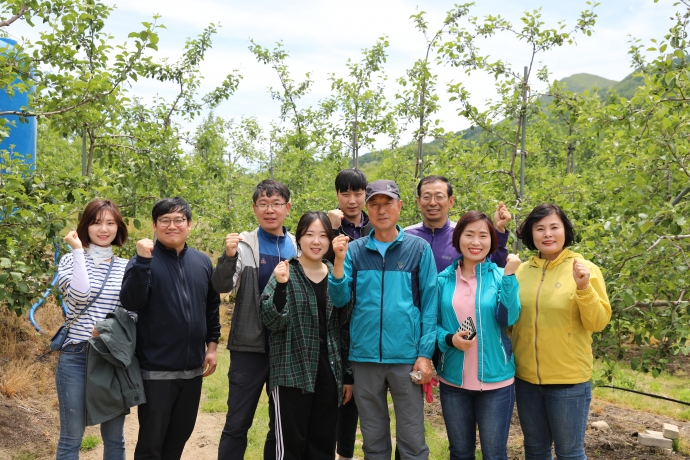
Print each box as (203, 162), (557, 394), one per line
(0, 360), (43, 398)
(0, 298), (63, 398)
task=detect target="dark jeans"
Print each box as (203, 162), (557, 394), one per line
(439, 381), (515, 460)
(515, 378), (592, 460)
(134, 377), (203, 460)
(217, 351), (274, 460)
(336, 396), (359, 458)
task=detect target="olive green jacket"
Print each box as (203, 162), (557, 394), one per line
(86, 307), (146, 426)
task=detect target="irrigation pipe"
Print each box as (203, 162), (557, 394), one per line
(28, 243), (67, 333)
(599, 385), (690, 406)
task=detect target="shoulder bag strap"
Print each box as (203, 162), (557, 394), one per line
(65, 256), (116, 329)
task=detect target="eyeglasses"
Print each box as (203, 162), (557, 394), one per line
(420, 194), (447, 203)
(157, 218), (187, 227)
(255, 202), (287, 210)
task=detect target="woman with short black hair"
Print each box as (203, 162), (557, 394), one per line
(512, 203), (611, 460)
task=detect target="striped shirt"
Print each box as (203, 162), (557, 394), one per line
(57, 250), (130, 347)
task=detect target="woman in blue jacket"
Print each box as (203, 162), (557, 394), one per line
(436, 211), (521, 460)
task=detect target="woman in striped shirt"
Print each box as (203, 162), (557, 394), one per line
(55, 199), (129, 460)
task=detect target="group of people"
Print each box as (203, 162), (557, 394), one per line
(54, 169), (611, 460)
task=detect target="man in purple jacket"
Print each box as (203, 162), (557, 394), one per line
(404, 175), (512, 272)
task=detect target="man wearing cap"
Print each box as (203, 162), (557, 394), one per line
(329, 179), (437, 460)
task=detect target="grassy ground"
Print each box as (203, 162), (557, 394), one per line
(592, 359), (690, 452)
(200, 350), (451, 458)
(593, 359), (690, 421)
(202, 353), (690, 458)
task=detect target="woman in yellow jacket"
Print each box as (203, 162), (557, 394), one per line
(512, 204), (611, 460)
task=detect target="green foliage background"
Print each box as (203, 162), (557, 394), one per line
(1, 0), (690, 378)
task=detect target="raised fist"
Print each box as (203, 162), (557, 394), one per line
(327, 209), (344, 230)
(494, 202), (512, 233)
(573, 259), (590, 290)
(332, 235), (349, 261)
(137, 238), (154, 258)
(504, 253), (521, 276)
(274, 260), (290, 284)
(64, 230), (83, 250)
(225, 233), (243, 258)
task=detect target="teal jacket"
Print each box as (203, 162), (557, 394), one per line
(436, 258), (520, 386)
(329, 226), (438, 364)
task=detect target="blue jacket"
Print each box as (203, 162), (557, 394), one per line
(436, 258), (520, 386)
(329, 226), (438, 364)
(405, 219), (510, 273)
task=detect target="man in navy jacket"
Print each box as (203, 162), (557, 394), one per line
(121, 197), (220, 460)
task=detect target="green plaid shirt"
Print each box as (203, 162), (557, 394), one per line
(260, 258), (353, 400)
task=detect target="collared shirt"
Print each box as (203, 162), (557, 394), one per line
(341, 211), (367, 240)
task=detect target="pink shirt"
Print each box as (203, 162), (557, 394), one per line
(440, 264), (513, 391)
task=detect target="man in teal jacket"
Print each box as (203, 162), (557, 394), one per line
(329, 180), (437, 460)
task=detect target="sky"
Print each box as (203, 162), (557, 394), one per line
(5, 0), (684, 147)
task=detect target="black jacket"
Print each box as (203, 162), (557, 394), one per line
(120, 240), (221, 372)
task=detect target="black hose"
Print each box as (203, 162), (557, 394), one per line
(599, 384), (690, 406)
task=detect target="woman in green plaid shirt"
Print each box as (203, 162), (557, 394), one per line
(261, 211), (353, 460)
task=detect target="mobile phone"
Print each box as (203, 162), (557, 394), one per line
(457, 316), (477, 341)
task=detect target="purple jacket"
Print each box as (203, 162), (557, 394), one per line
(404, 219), (509, 273)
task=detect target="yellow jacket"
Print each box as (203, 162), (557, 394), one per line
(513, 248), (611, 384)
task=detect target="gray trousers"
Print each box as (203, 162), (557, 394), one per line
(352, 362), (429, 460)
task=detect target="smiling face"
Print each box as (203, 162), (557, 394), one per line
(153, 211), (191, 252)
(417, 180), (455, 228)
(458, 219), (491, 264)
(298, 218), (331, 263)
(336, 188), (366, 222)
(532, 212), (566, 261)
(87, 210), (119, 248)
(253, 192), (291, 236)
(366, 194), (403, 235)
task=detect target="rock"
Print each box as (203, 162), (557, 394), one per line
(663, 423), (679, 440)
(639, 430), (673, 449)
(591, 420), (611, 432)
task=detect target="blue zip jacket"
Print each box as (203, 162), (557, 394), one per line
(436, 258), (520, 386)
(329, 226), (438, 364)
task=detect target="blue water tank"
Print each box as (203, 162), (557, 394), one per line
(0, 38), (37, 171)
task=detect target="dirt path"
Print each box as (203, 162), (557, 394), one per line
(80, 406), (225, 460)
